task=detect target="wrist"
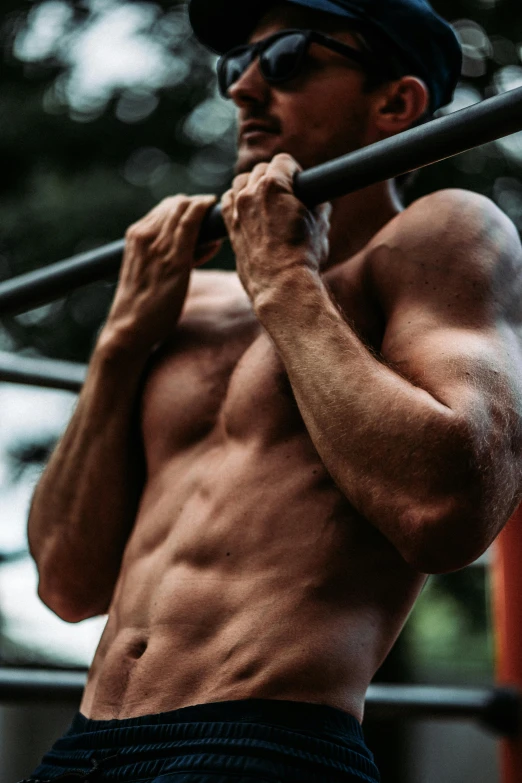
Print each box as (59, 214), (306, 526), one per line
(252, 265), (324, 322)
(96, 318), (153, 365)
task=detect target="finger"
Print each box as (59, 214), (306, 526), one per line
(265, 153), (302, 192)
(243, 162), (270, 190)
(231, 173), (250, 196)
(150, 197), (195, 255)
(123, 201), (185, 281)
(220, 188), (237, 229)
(139, 195), (190, 233)
(171, 195), (218, 260)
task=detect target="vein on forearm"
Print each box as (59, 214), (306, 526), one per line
(256, 270), (465, 524)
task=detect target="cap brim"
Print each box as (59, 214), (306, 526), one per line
(189, 0), (357, 53)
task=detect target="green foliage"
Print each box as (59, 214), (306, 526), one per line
(405, 568), (495, 680)
(0, 0), (236, 361)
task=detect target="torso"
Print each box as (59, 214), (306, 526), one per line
(80, 235), (427, 722)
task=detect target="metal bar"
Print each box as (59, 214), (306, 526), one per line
(0, 351), (86, 392)
(1, 87), (522, 316)
(368, 684), (521, 737)
(0, 668), (87, 703)
(0, 669), (518, 736)
(0, 240), (124, 317)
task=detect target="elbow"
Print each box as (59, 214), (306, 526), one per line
(38, 583), (89, 623)
(398, 497), (491, 575)
(38, 581), (107, 623)
(37, 566), (110, 623)
(38, 591), (95, 624)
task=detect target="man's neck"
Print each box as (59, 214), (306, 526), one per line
(324, 181), (403, 270)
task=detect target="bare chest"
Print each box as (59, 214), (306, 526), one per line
(141, 265), (383, 467)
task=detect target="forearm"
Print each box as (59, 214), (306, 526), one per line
(255, 269), (473, 567)
(28, 325), (150, 621)
(29, 195), (220, 620)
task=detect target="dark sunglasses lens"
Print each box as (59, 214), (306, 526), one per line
(220, 48), (255, 94)
(260, 33), (306, 82)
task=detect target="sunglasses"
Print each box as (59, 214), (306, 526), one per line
(217, 28), (382, 98)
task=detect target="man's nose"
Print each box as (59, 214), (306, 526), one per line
(228, 59), (270, 108)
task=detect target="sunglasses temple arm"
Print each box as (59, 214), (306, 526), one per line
(198, 85), (522, 244)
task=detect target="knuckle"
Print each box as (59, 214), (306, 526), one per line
(258, 174), (278, 194)
(233, 173), (249, 189)
(235, 190), (251, 209)
(125, 224), (149, 243)
(222, 188), (233, 204)
(178, 209), (198, 228)
(221, 194), (234, 216)
(163, 194), (187, 206)
(259, 173), (273, 188)
(156, 195), (189, 215)
(274, 152), (293, 163)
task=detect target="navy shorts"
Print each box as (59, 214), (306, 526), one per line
(20, 698), (380, 783)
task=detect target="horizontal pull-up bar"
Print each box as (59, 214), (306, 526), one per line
(0, 350), (86, 392)
(0, 667), (518, 735)
(1, 87), (522, 316)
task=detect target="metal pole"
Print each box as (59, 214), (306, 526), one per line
(0, 668), (518, 735)
(0, 350), (86, 392)
(1, 87), (522, 315)
(0, 240), (125, 317)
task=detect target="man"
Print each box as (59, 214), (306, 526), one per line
(22, 0), (522, 781)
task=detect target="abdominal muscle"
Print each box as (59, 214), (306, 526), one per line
(79, 428), (425, 722)
(80, 272), (426, 721)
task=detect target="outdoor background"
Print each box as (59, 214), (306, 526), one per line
(0, 0), (521, 781)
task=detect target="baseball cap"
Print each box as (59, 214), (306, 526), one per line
(188, 0), (462, 112)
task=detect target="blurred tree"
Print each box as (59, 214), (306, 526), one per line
(0, 3), (518, 777)
(0, 0), (237, 361)
(1, 0), (522, 362)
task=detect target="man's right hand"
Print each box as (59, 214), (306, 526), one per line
(104, 194), (222, 350)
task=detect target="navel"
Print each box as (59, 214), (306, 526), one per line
(127, 638), (148, 659)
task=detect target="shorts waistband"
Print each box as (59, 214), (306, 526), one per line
(69, 698), (364, 745)
(31, 699), (379, 783)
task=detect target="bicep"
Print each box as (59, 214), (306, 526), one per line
(375, 190), (522, 480)
(383, 318), (521, 431)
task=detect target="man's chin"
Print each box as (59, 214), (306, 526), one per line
(234, 143), (286, 175)
(234, 153), (273, 176)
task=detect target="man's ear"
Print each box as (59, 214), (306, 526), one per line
(373, 76), (430, 135)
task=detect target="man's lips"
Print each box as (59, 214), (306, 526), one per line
(239, 121), (280, 141)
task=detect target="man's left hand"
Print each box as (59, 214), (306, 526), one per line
(221, 153), (332, 308)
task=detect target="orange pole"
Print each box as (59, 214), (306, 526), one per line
(493, 504), (522, 783)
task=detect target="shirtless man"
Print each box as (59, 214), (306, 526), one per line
(23, 0), (522, 782)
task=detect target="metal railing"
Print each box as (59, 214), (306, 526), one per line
(1, 87), (522, 316)
(0, 351), (86, 393)
(0, 668), (518, 736)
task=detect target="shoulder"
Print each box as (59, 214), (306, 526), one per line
(373, 188), (520, 260)
(367, 189), (522, 319)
